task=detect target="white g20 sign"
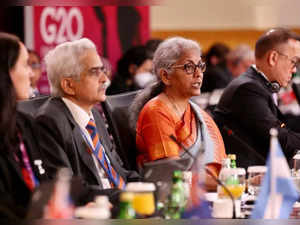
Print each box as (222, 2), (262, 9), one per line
(40, 7), (84, 44)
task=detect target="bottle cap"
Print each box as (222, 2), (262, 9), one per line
(228, 154), (236, 160)
(120, 192), (134, 202)
(173, 170), (183, 179)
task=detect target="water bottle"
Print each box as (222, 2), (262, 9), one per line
(164, 170), (186, 219)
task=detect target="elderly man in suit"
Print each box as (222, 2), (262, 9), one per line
(214, 28), (300, 167)
(36, 38), (139, 205)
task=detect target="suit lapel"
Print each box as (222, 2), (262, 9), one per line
(92, 109), (126, 180)
(58, 100), (104, 187)
(17, 113), (47, 181)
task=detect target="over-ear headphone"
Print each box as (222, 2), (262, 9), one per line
(267, 81), (281, 93)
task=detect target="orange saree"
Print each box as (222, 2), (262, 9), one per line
(136, 97), (226, 168)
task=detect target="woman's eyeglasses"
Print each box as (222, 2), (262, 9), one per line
(171, 61), (206, 75)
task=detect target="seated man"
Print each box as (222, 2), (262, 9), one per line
(36, 38), (139, 205)
(215, 28), (300, 167)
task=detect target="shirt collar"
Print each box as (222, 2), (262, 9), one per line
(62, 97), (94, 130)
(251, 64), (270, 82)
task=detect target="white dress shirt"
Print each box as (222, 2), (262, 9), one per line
(62, 97), (111, 189)
(251, 65), (278, 106)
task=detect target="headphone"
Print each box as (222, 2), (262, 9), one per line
(266, 81), (281, 93)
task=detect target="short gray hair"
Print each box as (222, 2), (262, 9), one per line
(45, 38), (96, 97)
(227, 44), (254, 65)
(153, 36), (201, 77)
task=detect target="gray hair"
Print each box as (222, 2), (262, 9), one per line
(45, 38), (97, 97)
(227, 44), (254, 66)
(129, 37), (201, 132)
(153, 36), (201, 77)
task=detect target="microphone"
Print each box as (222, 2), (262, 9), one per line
(169, 134), (236, 219)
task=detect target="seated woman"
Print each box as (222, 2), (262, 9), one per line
(0, 33), (47, 219)
(130, 37), (226, 190)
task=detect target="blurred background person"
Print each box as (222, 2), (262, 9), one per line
(130, 37), (226, 191)
(28, 49), (42, 98)
(226, 44), (254, 78)
(0, 32), (47, 219)
(201, 43), (231, 93)
(145, 38), (163, 58)
(107, 45), (154, 95)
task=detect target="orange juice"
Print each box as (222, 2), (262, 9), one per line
(132, 192), (155, 215)
(218, 184), (245, 199)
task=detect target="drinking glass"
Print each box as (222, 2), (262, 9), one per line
(125, 182), (156, 216)
(247, 166), (267, 196)
(291, 151), (300, 193)
(218, 168), (246, 199)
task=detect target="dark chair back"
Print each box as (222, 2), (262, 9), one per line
(17, 96), (49, 117)
(101, 91), (140, 171)
(212, 110), (266, 168)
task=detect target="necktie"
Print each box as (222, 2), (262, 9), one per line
(86, 119), (125, 189)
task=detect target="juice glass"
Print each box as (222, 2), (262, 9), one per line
(218, 168), (246, 199)
(125, 182), (156, 216)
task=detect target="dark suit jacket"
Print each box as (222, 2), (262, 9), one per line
(35, 97), (139, 205)
(0, 112), (48, 219)
(214, 66), (300, 166)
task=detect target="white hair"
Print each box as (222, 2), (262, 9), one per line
(45, 38), (97, 97)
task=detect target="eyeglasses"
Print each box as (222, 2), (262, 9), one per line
(29, 63), (41, 69)
(275, 50), (300, 69)
(88, 66), (107, 77)
(171, 61), (206, 75)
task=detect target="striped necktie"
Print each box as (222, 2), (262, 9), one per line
(86, 119), (125, 189)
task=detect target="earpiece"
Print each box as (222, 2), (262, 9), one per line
(267, 81), (281, 93)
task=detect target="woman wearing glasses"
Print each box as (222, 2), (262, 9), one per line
(130, 37), (226, 190)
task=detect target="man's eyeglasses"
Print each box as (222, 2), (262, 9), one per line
(88, 66), (107, 77)
(275, 50), (300, 69)
(171, 61), (206, 75)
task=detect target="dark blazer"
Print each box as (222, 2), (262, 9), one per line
(214, 66), (300, 166)
(35, 97), (139, 205)
(0, 111), (48, 219)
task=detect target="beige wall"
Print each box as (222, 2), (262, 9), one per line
(150, 0), (300, 30)
(150, 0), (300, 51)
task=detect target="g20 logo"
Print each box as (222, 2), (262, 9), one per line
(40, 7), (84, 44)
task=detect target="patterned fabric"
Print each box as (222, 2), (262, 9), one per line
(86, 119), (125, 189)
(136, 97), (226, 167)
(16, 133), (39, 191)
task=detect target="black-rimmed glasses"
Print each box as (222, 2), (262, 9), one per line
(171, 61), (206, 75)
(275, 50), (300, 69)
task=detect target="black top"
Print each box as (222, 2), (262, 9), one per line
(0, 111), (48, 219)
